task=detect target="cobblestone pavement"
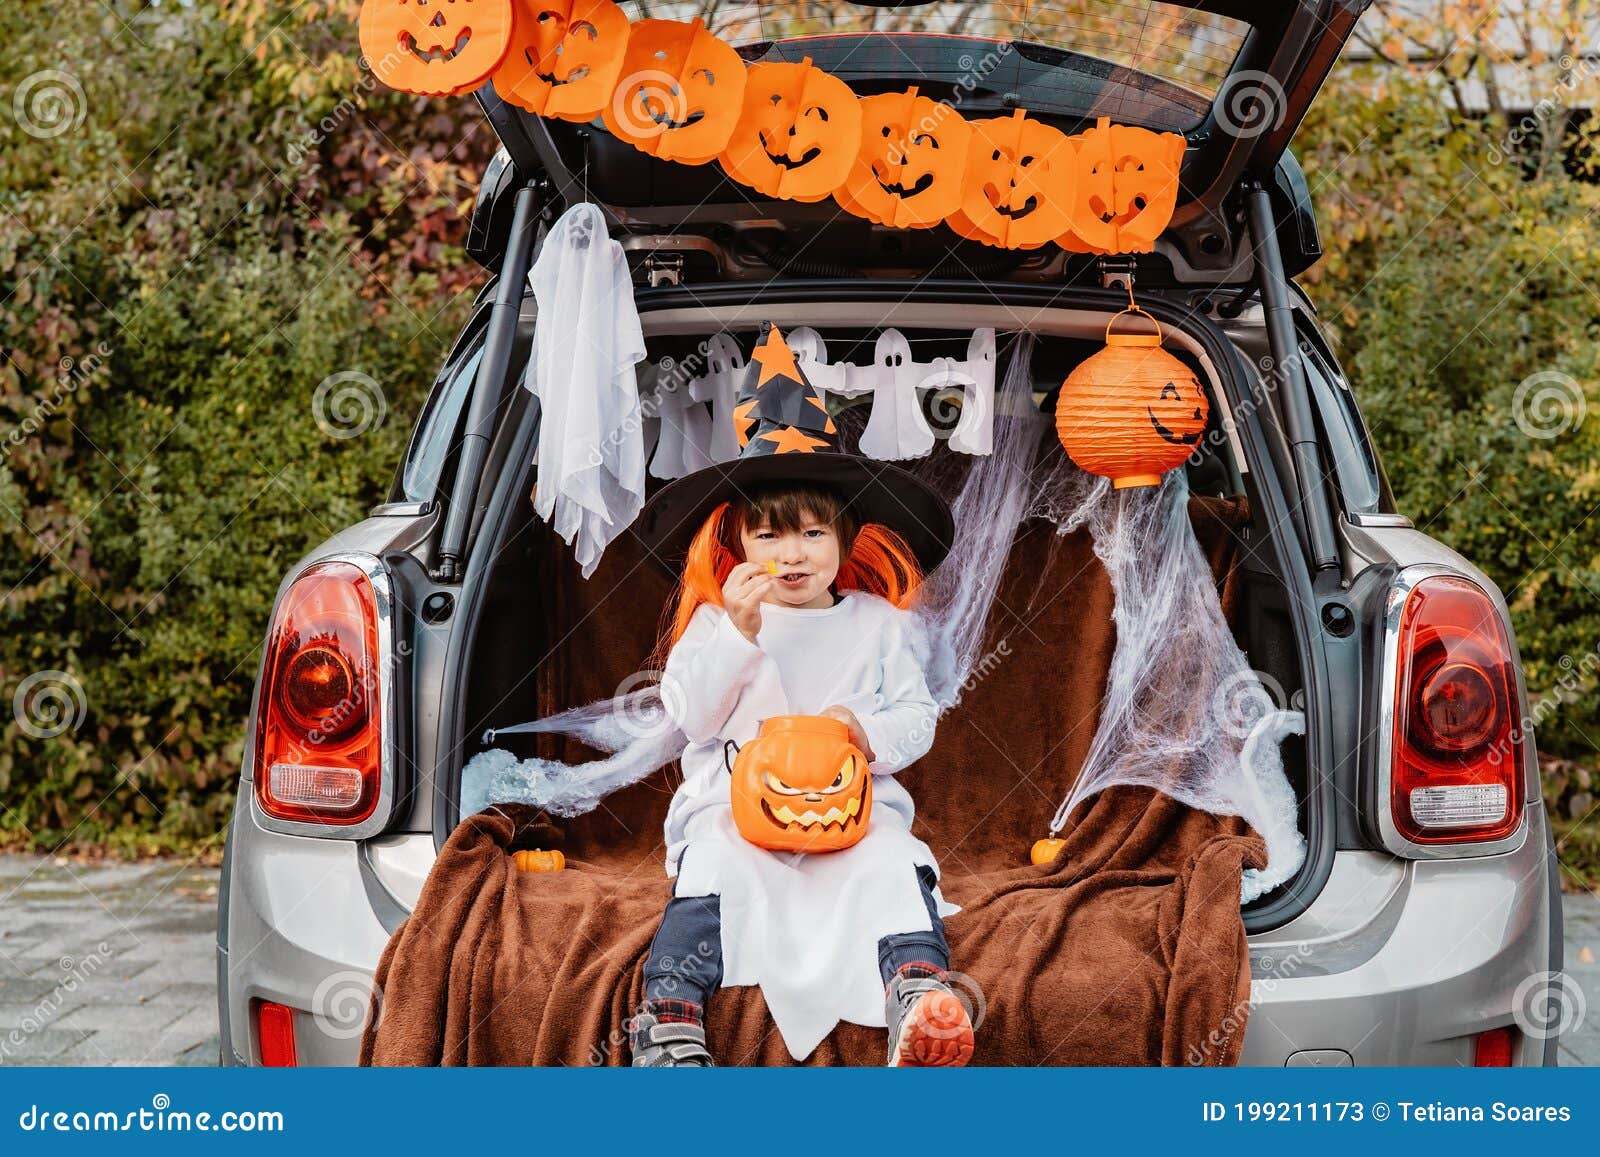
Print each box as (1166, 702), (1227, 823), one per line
(0, 854), (219, 1066)
(0, 853), (1595, 1065)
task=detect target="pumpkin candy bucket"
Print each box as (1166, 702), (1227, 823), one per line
(727, 715), (873, 853)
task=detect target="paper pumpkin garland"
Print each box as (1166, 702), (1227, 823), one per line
(837, 88), (972, 229)
(492, 0), (630, 122)
(720, 59), (863, 202)
(358, 4), (1187, 254)
(359, 0), (516, 97)
(1054, 306), (1209, 488)
(602, 17), (746, 164)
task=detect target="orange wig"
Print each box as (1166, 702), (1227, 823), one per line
(650, 485), (924, 671)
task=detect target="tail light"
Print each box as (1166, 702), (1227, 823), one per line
(1473, 1027), (1515, 1066)
(254, 558), (392, 830)
(254, 1001), (299, 1066)
(1385, 574), (1524, 847)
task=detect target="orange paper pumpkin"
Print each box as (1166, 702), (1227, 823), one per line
(359, 0), (516, 97)
(719, 59), (862, 202)
(947, 109), (1076, 250)
(513, 848), (566, 872)
(837, 88), (971, 229)
(603, 18), (746, 165)
(1059, 117), (1186, 254)
(1055, 307), (1209, 488)
(729, 715), (872, 853)
(492, 0), (629, 122)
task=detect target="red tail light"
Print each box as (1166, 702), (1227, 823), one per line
(1473, 1027), (1514, 1066)
(255, 561), (384, 826)
(1389, 575), (1523, 845)
(255, 1000), (299, 1067)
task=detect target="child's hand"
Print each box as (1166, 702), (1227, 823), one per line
(722, 562), (774, 643)
(820, 704), (875, 761)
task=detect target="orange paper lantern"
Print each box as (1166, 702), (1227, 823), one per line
(603, 18), (746, 165)
(492, 0), (630, 122)
(720, 58), (863, 202)
(729, 715), (872, 853)
(946, 109), (1076, 250)
(359, 0), (516, 97)
(837, 87), (971, 229)
(1059, 117), (1186, 254)
(1055, 307), (1209, 488)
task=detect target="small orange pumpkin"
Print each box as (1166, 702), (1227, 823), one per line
(947, 109), (1076, 250)
(492, 0), (630, 122)
(730, 715), (872, 853)
(1029, 837), (1066, 866)
(1059, 117), (1186, 254)
(513, 848), (566, 872)
(603, 18), (746, 165)
(720, 58), (862, 202)
(1055, 307), (1209, 488)
(359, 0), (516, 97)
(837, 87), (971, 229)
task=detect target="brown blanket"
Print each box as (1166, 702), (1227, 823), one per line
(360, 496), (1267, 1066)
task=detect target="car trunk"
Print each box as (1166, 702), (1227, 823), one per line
(444, 297), (1313, 915)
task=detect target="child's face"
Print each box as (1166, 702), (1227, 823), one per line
(739, 507), (843, 608)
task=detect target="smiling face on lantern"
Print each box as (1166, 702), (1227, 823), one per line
(837, 88), (970, 228)
(948, 109), (1074, 250)
(358, 0), (516, 97)
(1147, 378), (1207, 446)
(492, 0), (629, 121)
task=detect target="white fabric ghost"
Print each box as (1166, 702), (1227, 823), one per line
(521, 203), (647, 579)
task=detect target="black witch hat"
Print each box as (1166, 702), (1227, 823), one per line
(635, 322), (954, 574)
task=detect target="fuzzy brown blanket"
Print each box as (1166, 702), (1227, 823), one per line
(360, 495), (1268, 1066)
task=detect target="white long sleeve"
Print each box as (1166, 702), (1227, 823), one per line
(662, 604), (775, 743)
(853, 610), (939, 774)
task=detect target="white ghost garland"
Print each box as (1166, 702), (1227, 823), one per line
(646, 327), (997, 476)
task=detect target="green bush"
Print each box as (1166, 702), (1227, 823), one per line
(0, 2), (487, 855)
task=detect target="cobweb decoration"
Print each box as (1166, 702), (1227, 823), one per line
(460, 333), (1305, 903)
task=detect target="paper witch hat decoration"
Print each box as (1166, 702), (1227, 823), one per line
(636, 322), (954, 574)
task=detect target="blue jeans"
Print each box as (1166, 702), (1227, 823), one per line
(643, 863), (950, 1005)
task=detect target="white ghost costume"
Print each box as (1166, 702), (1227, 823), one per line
(658, 592), (960, 1061)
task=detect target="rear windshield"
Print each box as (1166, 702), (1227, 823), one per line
(618, 1), (1249, 127)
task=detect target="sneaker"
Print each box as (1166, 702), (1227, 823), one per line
(628, 998), (714, 1067)
(883, 963), (975, 1067)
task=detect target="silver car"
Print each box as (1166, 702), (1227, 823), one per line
(217, 0), (1563, 1067)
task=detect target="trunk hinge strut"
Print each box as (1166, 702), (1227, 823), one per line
(1243, 180), (1341, 574)
(433, 181), (542, 583)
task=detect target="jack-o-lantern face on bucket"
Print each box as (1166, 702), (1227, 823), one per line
(837, 88), (970, 229)
(1059, 117), (1186, 254)
(946, 109), (1075, 250)
(729, 715), (873, 853)
(491, 0), (629, 122)
(719, 59), (862, 202)
(602, 18), (746, 165)
(359, 0), (516, 97)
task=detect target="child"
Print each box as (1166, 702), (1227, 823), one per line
(626, 322), (970, 1067)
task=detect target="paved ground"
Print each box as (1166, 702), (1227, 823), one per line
(0, 851), (1595, 1065)
(0, 854), (219, 1066)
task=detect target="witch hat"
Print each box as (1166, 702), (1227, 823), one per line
(635, 322), (954, 573)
